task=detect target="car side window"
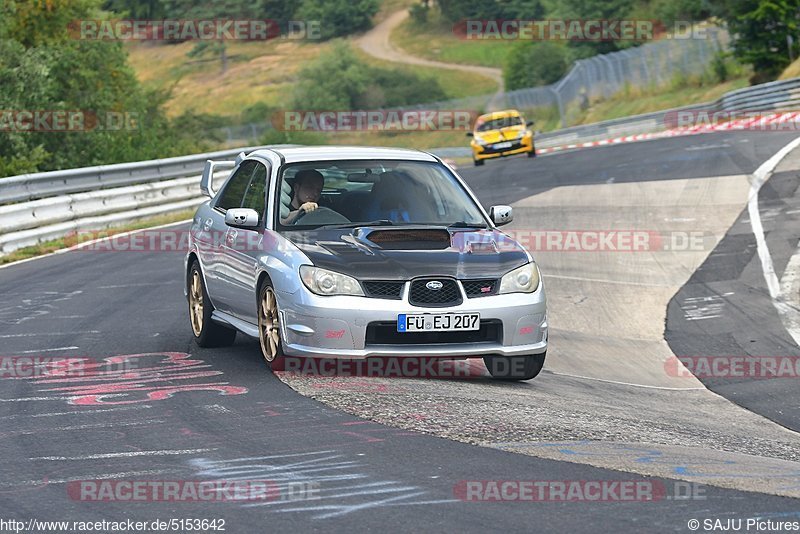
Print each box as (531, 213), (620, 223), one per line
(216, 160), (257, 211)
(241, 162), (269, 224)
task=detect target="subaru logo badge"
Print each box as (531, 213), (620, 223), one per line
(426, 280), (443, 291)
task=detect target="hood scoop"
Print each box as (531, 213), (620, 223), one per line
(357, 228), (451, 250)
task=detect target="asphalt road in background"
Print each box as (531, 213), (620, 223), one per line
(0, 131), (799, 532)
(666, 141), (800, 431)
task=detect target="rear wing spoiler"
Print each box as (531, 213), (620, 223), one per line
(200, 151), (246, 197)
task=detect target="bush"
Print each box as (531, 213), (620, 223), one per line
(504, 42), (568, 91)
(409, 3), (429, 24)
(295, 0), (379, 40)
(291, 42), (447, 110)
(260, 128), (326, 146)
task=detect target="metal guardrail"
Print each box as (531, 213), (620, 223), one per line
(0, 146), (267, 205)
(2, 77), (800, 256)
(0, 145), (295, 255)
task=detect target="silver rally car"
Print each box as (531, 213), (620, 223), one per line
(185, 146), (548, 380)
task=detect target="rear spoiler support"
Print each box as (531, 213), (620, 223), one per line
(200, 151), (246, 197)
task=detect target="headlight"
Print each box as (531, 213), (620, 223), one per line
(499, 263), (540, 294)
(300, 266), (364, 296)
(517, 130), (529, 139)
(474, 137), (489, 146)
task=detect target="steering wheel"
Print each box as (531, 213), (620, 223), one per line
(292, 206), (351, 225)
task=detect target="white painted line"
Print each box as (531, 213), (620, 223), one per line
(547, 371), (706, 390)
(96, 283), (164, 289)
(777, 239), (800, 347)
(30, 448), (217, 461)
(747, 135), (800, 346)
(0, 396), (75, 402)
(0, 331), (99, 338)
(0, 470), (181, 488)
(0, 346), (79, 355)
(0, 394), (128, 402)
(0, 405), (151, 420)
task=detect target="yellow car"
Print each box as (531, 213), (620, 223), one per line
(467, 110), (536, 166)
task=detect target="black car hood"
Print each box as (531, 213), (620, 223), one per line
(282, 226), (529, 280)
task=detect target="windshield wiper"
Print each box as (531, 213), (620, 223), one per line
(448, 221), (488, 229)
(321, 219), (395, 229)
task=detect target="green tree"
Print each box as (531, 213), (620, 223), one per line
(3, 0), (98, 47)
(292, 42), (371, 109)
(0, 0), (201, 176)
(103, 0), (166, 18)
(714, 0), (800, 83)
(295, 0), (379, 40)
(504, 41), (567, 90)
(544, 0), (636, 57)
(161, 0), (262, 72)
(437, 0), (545, 21)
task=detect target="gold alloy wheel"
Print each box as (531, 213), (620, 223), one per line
(189, 270), (204, 337)
(259, 287), (281, 361)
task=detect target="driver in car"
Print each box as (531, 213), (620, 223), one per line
(281, 169), (324, 225)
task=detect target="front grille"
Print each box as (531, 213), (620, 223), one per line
(365, 320), (502, 345)
(409, 278), (462, 307)
(462, 279), (498, 297)
(363, 281), (404, 300)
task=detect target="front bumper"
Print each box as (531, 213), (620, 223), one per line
(473, 136), (535, 160)
(277, 282), (547, 359)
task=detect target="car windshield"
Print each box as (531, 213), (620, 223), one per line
(276, 160), (488, 230)
(476, 116), (523, 132)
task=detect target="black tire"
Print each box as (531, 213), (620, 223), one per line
(484, 352), (546, 380)
(474, 158), (484, 166)
(257, 278), (285, 369)
(527, 147), (536, 158)
(188, 260), (237, 347)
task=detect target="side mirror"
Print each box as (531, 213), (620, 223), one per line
(225, 208), (260, 228)
(490, 205), (513, 226)
(466, 132), (474, 137)
(526, 120), (534, 127)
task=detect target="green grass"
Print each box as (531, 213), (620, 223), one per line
(576, 77), (750, 125)
(390, 12), (517, 68)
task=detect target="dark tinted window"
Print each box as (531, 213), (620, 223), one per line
(476, 116), (523, 131)
(217, 160), (257, 211)
(241, 162), (268, 223)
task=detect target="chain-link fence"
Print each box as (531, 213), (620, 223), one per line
(519, 27), (731, 126)
(216, 28), (730, 144)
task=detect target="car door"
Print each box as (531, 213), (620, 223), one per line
(206, 160), (257, 314)
(225, 160), (269, 323)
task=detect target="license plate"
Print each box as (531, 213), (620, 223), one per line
(494, 141), (512, 149)
(397, 313), (480, 332)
